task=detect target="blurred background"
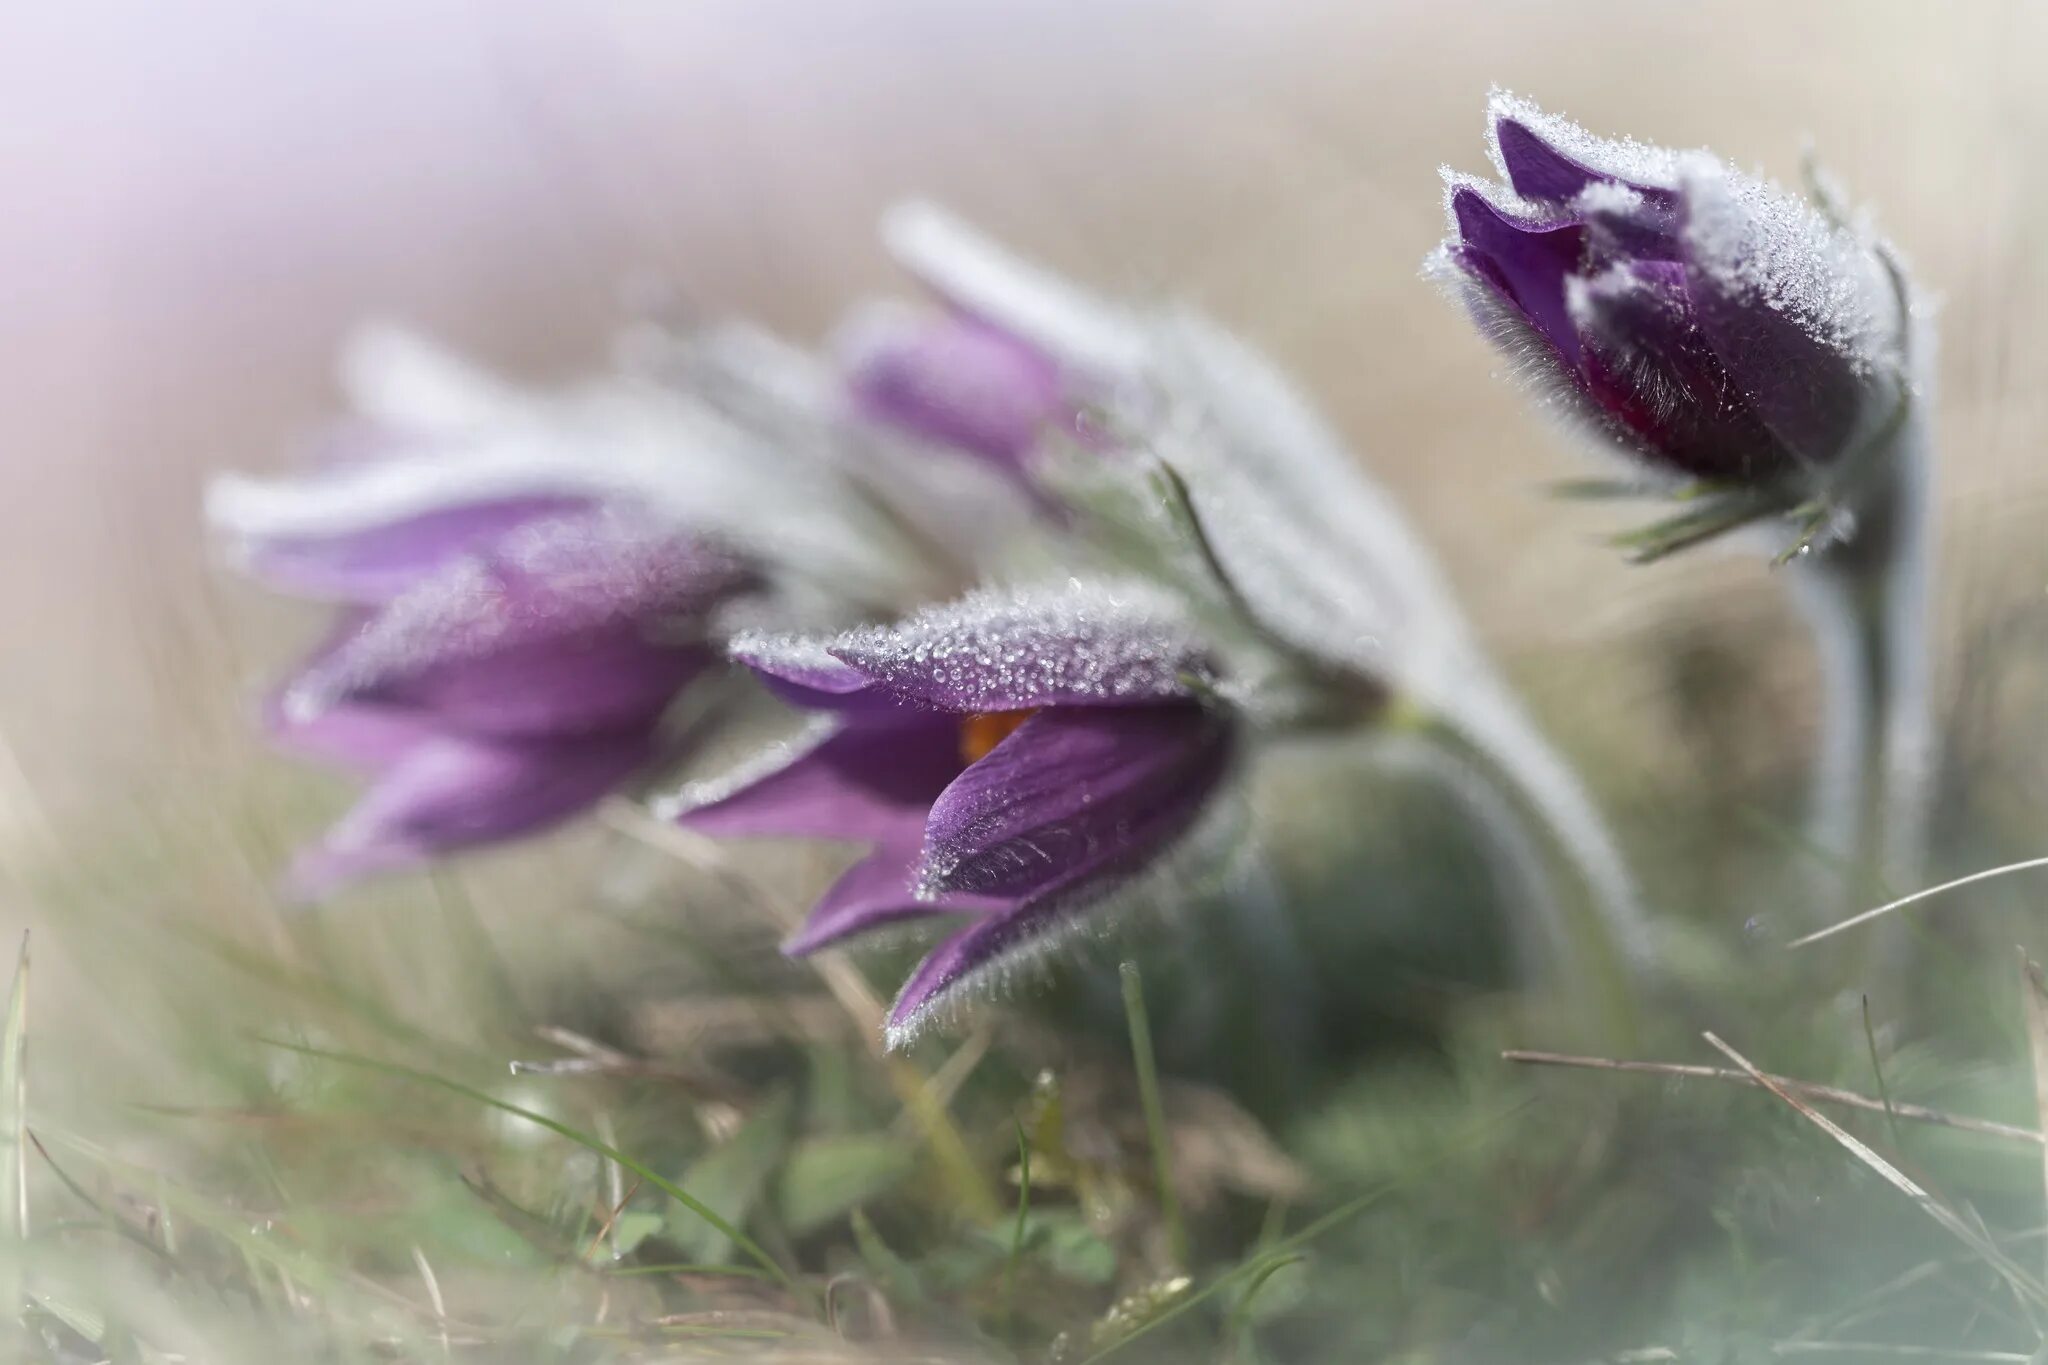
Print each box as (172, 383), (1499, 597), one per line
(6, 1), (2048, 1358)
(8, 0), (2045, 829)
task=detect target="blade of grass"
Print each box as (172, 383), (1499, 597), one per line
(1701, 1032), (2048, 1310)
(1501, 1050), (2042, 1145)
(1003, 1120), (1031, 1336)
(2018, 952), (2048, 1293)
(24, 1131), (175, 1266)
(1224, 1252), (1303, 1361)
(256, 1036), (803, 1298)
(411, 1245), (450, 1359)
(603, 1263), (780, 1281)
(1789, 854), (2048, 948)
(1860, 996), (1906, 1152)
(1121, 961), (1185, 1270)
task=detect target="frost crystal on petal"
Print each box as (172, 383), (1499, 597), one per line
(1676, 155), (1899, 376)
(1484, 88), (1682, 196)
(829, 580), (1210, 711)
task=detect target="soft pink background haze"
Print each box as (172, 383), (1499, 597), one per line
(3, 0), (2044, 880)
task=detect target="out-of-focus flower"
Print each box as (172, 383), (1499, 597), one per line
(264, 504), (749, 895)
(1431, 91), (1910, 558)
(209, 317), (1056, 894)
(667, 582), (1234, 1045)
(836, 304), (1071, 471)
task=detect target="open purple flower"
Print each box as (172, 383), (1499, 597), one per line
(1432, 92), (1907, 555)
(260, 501), (748, 895)
(668, 583), (1234, 1045)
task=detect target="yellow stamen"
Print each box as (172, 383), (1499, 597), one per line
(958, 709), (1037, 764)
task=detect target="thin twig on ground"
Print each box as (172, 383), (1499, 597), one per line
(1502, 1049), (2043, 1145)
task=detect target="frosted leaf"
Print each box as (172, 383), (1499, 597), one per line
(881, 200), (1152, 383)
(658, 317), (1041, 595)
(1137, 311), (1487, 710)
(339, 324), (538, 432)
(830, 579), (1210, 710)
(213, 326), (958, 611)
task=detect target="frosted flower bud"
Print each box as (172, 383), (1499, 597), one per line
(1430, 91), (1910, 557)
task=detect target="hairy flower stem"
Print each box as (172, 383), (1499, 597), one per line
(1417, 689), (1647, 1047)
(1791, 395), (1935, 934)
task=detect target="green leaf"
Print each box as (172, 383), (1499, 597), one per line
(1547, 476), (1655, 501)
(775, 1134), (913, 1238)
(666, 1092), (793, 1264)
(1612, 491), (1783, 563)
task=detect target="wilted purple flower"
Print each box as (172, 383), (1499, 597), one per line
(1432, 92), (1908, 554)
(668, 583), (1234, 1044)
(259, 501), (748, 895)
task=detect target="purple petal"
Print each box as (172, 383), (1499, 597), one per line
(345, 633), (709, 738)
(780, 838), (1003, 956)
(1485, 93), (1679, 204)
(245, 495), (583, 603)
(1676, 164), (1890, 467)
(1494, 118), (1679, 208)
(287, 728), (655, 897)
(828, 582), (1210, 713)
(840, 309), (1068, 467)
(269, 699), (438, 775)
(673, 717), (964, 845)
(1449, 188), (1587, 362)
(915, 704), (1231, 901)
(730, 635), (905, 716)
(1570, 261), (1793, 483)
(289, 509), (740, 737)
(1573, 183), (1681, 264)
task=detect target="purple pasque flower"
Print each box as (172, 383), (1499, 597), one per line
(830, 203), (1154, 478)
(836, 303), (1071, 472)
(1432, 92), (1908, 554)
(262, 501), (749, 896)
(667, 582), (1234, 1045)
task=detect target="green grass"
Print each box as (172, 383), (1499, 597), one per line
(12, 662), (2048, 1364)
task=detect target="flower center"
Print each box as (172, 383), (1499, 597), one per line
(957, 709), (1037, 764)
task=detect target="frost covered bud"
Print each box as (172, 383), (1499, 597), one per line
(1432, 92), (1910, 554)
(667, 581), (1233, 1046)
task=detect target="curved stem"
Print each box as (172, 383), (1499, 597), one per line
(1420, 681), (1648, 1045)
(1212, 837), (1316, 1099)
(1368, 731), (1570, 991)
(1790, 395), (1936, 916)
